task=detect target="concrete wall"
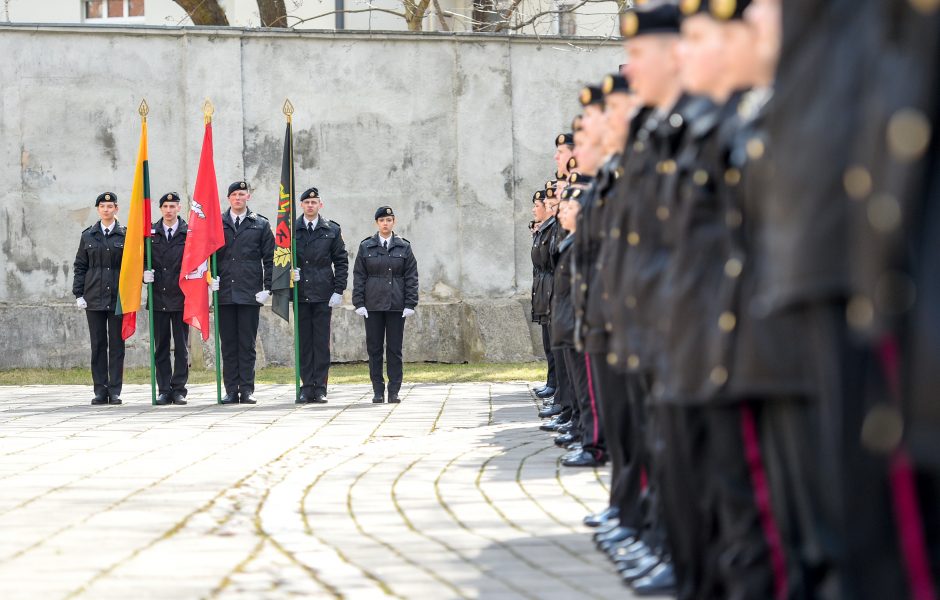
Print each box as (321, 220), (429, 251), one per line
(0, 24), (623, 368)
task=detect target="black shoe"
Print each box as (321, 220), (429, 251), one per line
(296, 393), (310, 405)
(556, 421), (574, 435)
(388, 394), (400, 404)
(584, 506), (620, 528)
(155, 393), (172, 406)
(616, 547), (653, 571)
(372, 395), (385, 403)
(593, 519), (622, 540)
(554, 433), (575, 447)
(630, 562), (676, 595)
(240, 393), (257, 404)
(596, 525), (634, 548)
(220, 393), (239, 405)
(562, 450), (605, 468)
(539, 416), (563, 432)
(621, 554), (660, 582)
(613, 538), (648, 561)
(309, 394), (328, 404)
(538, 404), (563, 419)
(108, 396), (122, 405)
(533, 385), (547, 394)
(91, 395), (109, 406)
(535, 386), (556, 399)
(171, 392), (187, 405)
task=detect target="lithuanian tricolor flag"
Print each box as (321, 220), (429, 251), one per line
(116, 118), (151, 340)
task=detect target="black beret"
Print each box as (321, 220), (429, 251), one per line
(567, 157), (578, 170)
(300, 187), (320, 201)
(620, 2), (681, 38)
(159, 192), (181, 206)
(532, 190), (545, 203)
(679, 0), (709, 17)
(709, 0), (752, 20)
(555, 133), (575, 147)
(602, 74), (631, 96)
(555, 169), (569, 182)
(375, 206), (395, 220)
(568, 172), (594, 185)
(545, 179), (558, 190)
(561, 187), (584, 201)
(95, 192), (117, 205)
(545, 186), (557, 199)
(579, 86), (604, 107)
(227, 181), (248, 196)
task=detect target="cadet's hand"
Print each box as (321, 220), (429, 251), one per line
(255, 290), (271, 304)
(328, 293), (343, 308)
(292, 268), (301, 282)
(76, 297), (87, 309)
(143, 270), (155, 284)
(403, 308), (415, 318)
(209, 277), (220, 292)
(355, 307), (369, 318)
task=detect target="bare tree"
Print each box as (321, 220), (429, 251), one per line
(172, 0), (290, 27)
(257, 0), (289, 26)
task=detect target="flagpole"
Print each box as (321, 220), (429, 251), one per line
(205, 100), (223, 405)
(140, 99), (158, 407)
(284, 99), (301, 403)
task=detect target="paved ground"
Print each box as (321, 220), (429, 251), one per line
(0, 382), (650, 599)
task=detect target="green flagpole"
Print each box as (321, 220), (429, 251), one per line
(140, 100), (157, 407)
(284, 99), (301, 403)
(211, 252), (222, 404)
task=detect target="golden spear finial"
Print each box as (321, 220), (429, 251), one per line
(283, 99), (294, 123)
(138, 99), (149, 122)
(203, 99), (215, 125)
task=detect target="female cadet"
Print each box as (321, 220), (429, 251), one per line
(352, 206), (419, 404)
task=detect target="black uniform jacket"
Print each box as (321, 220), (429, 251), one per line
(294, 216), (349, 303)
(216, 209), (275, 306)
(73, 220), (126, 312)
(150, 218), (187, 313)
(352, 233), (419, 312)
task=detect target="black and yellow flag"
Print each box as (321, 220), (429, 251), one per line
(271, 121), (294, 321)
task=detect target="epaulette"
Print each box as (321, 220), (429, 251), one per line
(329, 219), (341, 228)
(251, 212), (269, 221)
(398, 237), (411, 244)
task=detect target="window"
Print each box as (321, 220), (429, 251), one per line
(83, 0), (145, 21)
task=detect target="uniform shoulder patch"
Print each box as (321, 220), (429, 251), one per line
(252, 213), (269, 222)
(329, 219), (341, 228)
(82, 225), (94, 234)
(361, 236), (373, 243)
(399, 237), (411, 244)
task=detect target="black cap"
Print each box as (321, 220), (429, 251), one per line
(95, 192), (117, 206)
(227, 181), (248, 196)
(545, 179), (558, 190)
(709, 0), (752, 20)
(556, 169), (569, 182)
(159, 192), (181, 206)
(375, 206), (395, 220)
(561, 187), (583, 201)
(620, 2), (681, 38)
(679, 0), (710, 17)
(545, 186), (558, 199)
(567, 157), (578, 170)
(579, 86), (604, 107)
(300, 187), (320, 201)
(532, 190), (545, 203)
(568, 172), (594, 185)
(602, 74), (631, 96)
(555, 133), (575, 147)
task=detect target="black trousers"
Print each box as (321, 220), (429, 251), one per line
(589, 355), (633, 515)
(364, 310), (405, 395)
(298, 302), (332, 396)
(153, 310), (189, 396)
(86, 310), (125, 398)
(565, 350), (605, 457)
(218, 304), (261, 395)
(551, 347), (574, 422)
(541, 323), (557, 388)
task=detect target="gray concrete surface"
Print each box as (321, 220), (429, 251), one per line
(0, 25), (623, 367)
(0, 382), (661, 599)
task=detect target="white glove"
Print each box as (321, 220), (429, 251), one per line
(76, 297), (87, 309)
(403, 308), (415, 318)
(355, 307), (369, 318)
(328, 293), (343, 308)
(143, 270), (155, 284)
(255, 290), (271, 304)
(209, 277), (220, 292)
(292, 268), (301, 282)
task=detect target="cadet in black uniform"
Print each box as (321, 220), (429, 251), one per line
(212, 181), (275, 405)
(73, 192), (126, 405)
(290, 186), (349, 404)
(352, 207), (419, 404)
(144, 192), (189, 406)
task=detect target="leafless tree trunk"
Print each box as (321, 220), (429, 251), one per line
(257, 0), (289, 27)
(171, 0), (229, 25)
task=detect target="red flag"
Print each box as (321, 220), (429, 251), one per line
(179, 123), (225, 340)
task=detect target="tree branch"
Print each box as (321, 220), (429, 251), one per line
(287, 5), (408, 27)
(171, 0), (229, 25)
(257, 0), (288, 27)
